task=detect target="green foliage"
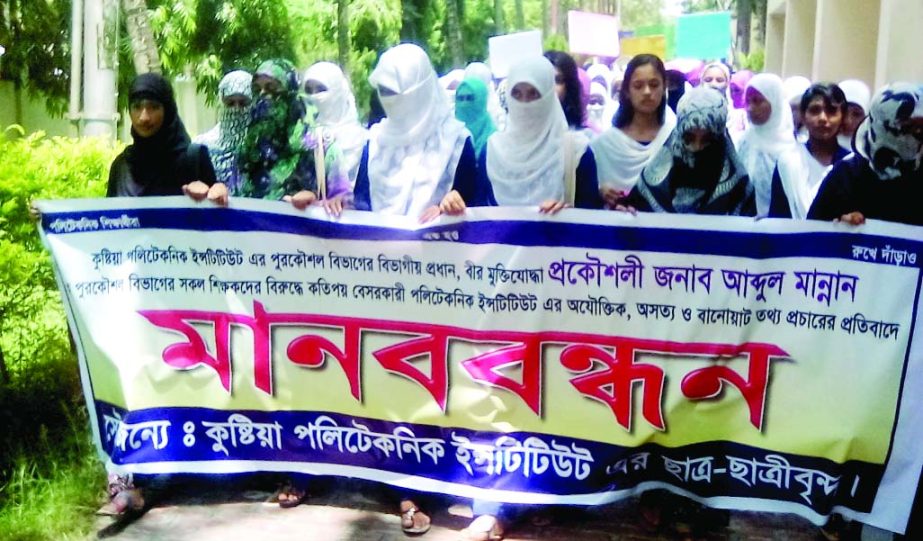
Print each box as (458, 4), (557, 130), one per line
(739, 47), (765, 72)
(287, 0), (401, 119)
(0, 0), (72, 117)
(0, 130), (116, 538)
(147, 0), (297, 104)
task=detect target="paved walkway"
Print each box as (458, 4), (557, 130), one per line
(95, 478), (828, 541)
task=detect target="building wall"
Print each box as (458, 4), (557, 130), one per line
(1, 78), (216, 142)
(812, 0), (880, 84)
(764, 0), (923, 92)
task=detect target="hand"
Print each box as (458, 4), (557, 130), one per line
(323, 194), (346, 217)
(182, 180), (209, 201)
(614, 204), (637, 215)
(538, 200), (569, 214)
(206, 183), (228, 207)
(438, 190), (466, 216)
(835, 211), (865, 226)
(418, 205), (442, 224)
(284, 190), (317, 210)
(601, 187), (628, 209)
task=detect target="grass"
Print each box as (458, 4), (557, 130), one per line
(0, 359), (105, 541)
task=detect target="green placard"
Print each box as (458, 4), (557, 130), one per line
(675, 12), (732, 60)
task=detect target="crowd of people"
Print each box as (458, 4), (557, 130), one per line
(98, 41), (923, 540)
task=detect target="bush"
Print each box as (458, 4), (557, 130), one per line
(0, 128), (121, 538)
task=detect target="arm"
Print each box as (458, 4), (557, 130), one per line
(450, 139), (483, 205)
(807, 160), (857, 221)
(574, 149), (604, 209)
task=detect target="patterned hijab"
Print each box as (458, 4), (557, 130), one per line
(854, 83), (923, 181)
(193, 71), (252, 192)
(239, 59), (313, 199)
(455, 77), (496, 157)
(636, 86), (753, 215)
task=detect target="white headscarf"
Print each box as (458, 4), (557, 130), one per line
(303, 62), (368, 185)
(736, 73), (796, 215)
(837, 79), (872, 150)
(366, 44), (469, 216)
(486, 56), (587, 206)
(590, 101), (677, 193)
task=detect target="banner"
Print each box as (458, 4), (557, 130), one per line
(619, 36), (667, 61)
(38, 198), (923, 534)
(567, 10), (620, 58)
(675, 11), (732, 60)
(487, 31), (543, 79)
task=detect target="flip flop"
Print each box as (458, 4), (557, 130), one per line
(96, 487), (145, 517)
(400, 500), (431, 535)
(458, 515), (504, 541)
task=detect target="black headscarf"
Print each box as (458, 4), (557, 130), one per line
(125, 73), (192, 190)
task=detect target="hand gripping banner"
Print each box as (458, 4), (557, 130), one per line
(37, 197), (923, 534)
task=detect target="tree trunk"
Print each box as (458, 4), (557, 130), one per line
(337, 0), (350, 69)
(0, 339), (8, 384)
(494, 0), (505, 34)
(541, 0), (549, 37)
(445, 0), (464, 67)
(551, 0), (560, 35)
(736, 0), (752, 56)
(752, 0), (767, 49)
(514, 0), (525, 30)
(401, 0), (426, 42)
(121, 0), (161, 74)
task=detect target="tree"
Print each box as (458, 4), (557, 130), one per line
(494, 0), (505, 34)
(122, 0), (162, 74)
(337, 0), (350, 68)
(147, 0), (296, 103)
(445, 0), (465, 67)
(514, 0), (525, 29)
(0, 0), (71, 119)
(736, 0), (751, 55)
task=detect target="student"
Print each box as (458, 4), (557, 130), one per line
(479, 55), (602, 213)
(194, 70), (252, 193)
(836, 79), (871, 151)
(700, 61), (731, 94)
(591, 54), (677, 209)
(454, 77), (497, 159)
(108, 73), (219, 201)
(783, 76), (812, 142)
(239, 59), (350, 210)
(99, 72), (222, 516)
(544, 50), (585, 130)
(302, 61), (369, 186)
(769, 83), (850, 218)
(808, 82), (923, 226)
(624, 86), (756, 216)
(330, 44), (479, 225)
(735, 73), (797, 216)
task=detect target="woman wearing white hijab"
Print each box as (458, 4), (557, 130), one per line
(328, 44), (479, 221)
(586, 63), (618, 128)
(302, 62), (368, 186)
(735, 73), (796, 215)
(481, 55), (602, 212)
(783, 76), (812, 142)
(590, 54), (676, 208)
(837, 79), (871, 150)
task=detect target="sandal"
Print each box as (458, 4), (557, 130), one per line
(96, 488), (145, 516)
(400, 500), (431, 535)
(459, 515), (505, 541)
(96, 474), (144, 517)
(266, 482), (307, 509)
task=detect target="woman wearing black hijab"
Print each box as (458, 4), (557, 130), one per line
(107, 73), (222, 202)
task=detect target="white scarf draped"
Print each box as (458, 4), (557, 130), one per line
(590, 107), (677, 193)
(366, 44), (469, 216)
(303, 62), (368, 185)
(776, 143), (831, 219)
(736, 73), (797, 216)
(486, 56), (588, 206)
